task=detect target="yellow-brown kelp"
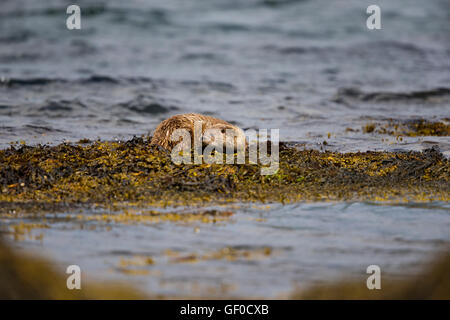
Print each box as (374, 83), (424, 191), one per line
(362, 119), (450, 137)
(0, 137), (448, 213)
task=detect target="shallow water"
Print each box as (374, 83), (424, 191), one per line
(4, 202), (450, 298)
(0, 0), (449, 297)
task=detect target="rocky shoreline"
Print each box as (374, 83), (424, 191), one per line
(0, 137), (448, 215)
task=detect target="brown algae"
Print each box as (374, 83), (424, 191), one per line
(114, 246), (272, 276)
(0, 136), (448, 215)
(362, 119), (450, 137)
(76, 209), (234, 225)
(169, 246), (273, 264)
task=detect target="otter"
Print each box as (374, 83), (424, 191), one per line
(150, 113), (246, 153)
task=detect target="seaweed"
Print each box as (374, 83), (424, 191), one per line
(0, 137), (448, 214)
(362, 119), (450, 137)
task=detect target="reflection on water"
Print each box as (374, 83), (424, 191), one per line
(4, 202), (449, 298)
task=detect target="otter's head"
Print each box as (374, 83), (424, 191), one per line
(202, 123), (246, 153)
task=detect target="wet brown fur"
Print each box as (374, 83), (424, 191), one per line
(150, 113), (241, 151)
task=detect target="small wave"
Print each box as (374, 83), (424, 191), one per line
(180, 80), (236, 93)
(0, 77), (65, 86)
(349, 40), (427, 56)
(180, 52), (220, 61)
(206, 23), (251, 32)
(333, 87), (450, 104)
(275, 46), (330, 55)
(128, 103), (174, 115)
(0, 75), (149, 87)
(260, 0), (308, 8)
(0, 30), (35, 43)
(0, 52), (42, 63)
(0, 5), (107, 19)
(69, 39), (97, 56)
(39, 103), (73, 113)
(215, 0), (306, 10)
(83, 75), (120, 84)
(117, 95), (178, 115)
(1, 99), (88, 119)
(24, 125), (66, 134)
(108, 8), (170, 28)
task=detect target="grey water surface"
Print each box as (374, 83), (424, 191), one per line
(0, 0), (449, 152)
(4, 202), (450, 298)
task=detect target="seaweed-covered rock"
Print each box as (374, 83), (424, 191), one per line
(0, 137), (448, 212)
